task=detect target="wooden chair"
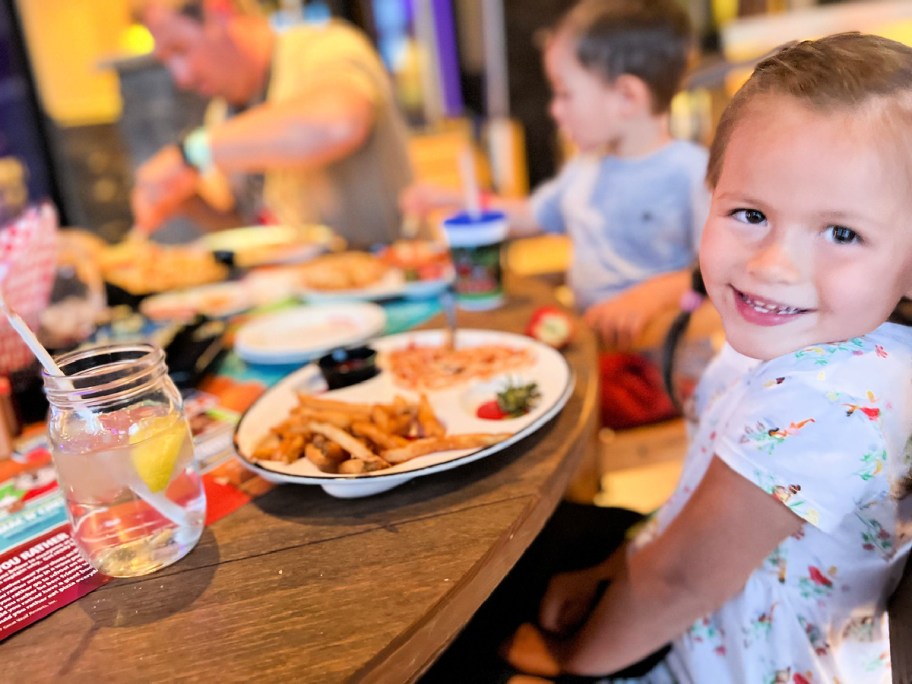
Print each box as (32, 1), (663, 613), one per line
(890, 552), (912, 683)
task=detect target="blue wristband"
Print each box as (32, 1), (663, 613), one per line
(180, 127), (213, 173)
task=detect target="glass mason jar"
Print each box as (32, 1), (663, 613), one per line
(43, 343), (206, 577)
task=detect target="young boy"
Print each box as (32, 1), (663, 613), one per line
(401, 0), (708, 351)
(503, 32), (912, 683)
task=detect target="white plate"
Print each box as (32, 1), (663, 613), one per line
(233, 329), (575, 497)
(198, 225), (341, 267)
(140, 282), (253, 320)
(233, 302), (386, 365)
(300, 268), (407, 303)
(401, 268), (456, 300)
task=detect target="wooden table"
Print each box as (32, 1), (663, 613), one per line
(2, 274), (598, 683)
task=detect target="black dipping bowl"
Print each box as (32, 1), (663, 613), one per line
(317, 346), (379, 389)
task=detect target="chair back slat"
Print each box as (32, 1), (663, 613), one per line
(890, 553), (912, 684)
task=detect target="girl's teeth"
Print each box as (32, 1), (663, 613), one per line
(741, 293), (802, 315)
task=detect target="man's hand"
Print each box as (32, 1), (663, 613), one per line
(501, 623), (562, 678)
(130, 145), (200, 234)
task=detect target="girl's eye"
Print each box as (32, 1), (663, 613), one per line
(731, 208), (766, 225)
(826, 225), (860, 244)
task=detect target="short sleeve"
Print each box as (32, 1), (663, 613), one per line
(271, 24), (384, 106)
(713, 360), (887, 534)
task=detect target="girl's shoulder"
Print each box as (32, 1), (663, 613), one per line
(744, 324), (912, 409)
(760, 324), (912, 376)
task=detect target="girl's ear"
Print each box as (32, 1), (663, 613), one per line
(613, 74), (653, 115)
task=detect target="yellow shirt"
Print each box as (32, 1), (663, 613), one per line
(264, 20), (413, 248)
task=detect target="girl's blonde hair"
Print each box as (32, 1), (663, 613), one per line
(707, 32), (912, 188)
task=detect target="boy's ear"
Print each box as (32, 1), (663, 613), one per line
(613, 74), (653, 115)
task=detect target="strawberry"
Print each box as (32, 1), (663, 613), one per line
(476, 381), (541, 420)
(476, 400), (507, 420)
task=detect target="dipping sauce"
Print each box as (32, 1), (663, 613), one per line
(317, 346), (379, 389)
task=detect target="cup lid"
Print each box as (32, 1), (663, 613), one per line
(441, 210), (507, 247)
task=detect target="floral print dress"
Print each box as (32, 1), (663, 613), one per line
(635, 322), (912, 683)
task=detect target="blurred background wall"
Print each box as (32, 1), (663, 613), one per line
(3, 0), (912, 242)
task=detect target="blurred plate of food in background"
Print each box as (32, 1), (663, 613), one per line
(198, 224), (343, 268)
(140, 281), (253, 321)
(233, 301), (387, 365)
(99, 240), (229, 306)
(296, 251), (406, 302)
(378, 240), (455, 299)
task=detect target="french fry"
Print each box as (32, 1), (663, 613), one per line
(382, 433), (512, 464)
(305, 443), (338, 472)
(296, 407), (353, 429)
(351, 420), (410, 450)
(252, 389), (514, 474)
(338, 458), (366, 474)
(370, 404), (391, 433)
(308, 421), (390, 468)
(295, 392), (373, 417)
(417, 393), (445, 438)
(275, 433), (307, 464)
(252, 433), (281, 461)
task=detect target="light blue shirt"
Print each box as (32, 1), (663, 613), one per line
(529, 140), (710, 310)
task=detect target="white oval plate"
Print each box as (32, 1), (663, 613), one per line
(401, 267), (456, 300)
(233, 328), (575, 497)
(299, 268), (407, 304)
(198, 225), (340, 267)
(140, 281), (253, 320)
(233, 302), (386, 365)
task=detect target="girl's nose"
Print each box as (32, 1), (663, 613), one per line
(747, 239), (801, 284)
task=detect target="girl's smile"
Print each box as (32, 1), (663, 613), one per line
(731, 287), (812, 326)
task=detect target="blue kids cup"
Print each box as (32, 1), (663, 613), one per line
(441, 210), (508, 311)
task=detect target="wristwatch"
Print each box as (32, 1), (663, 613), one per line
(178, 127), (213, 173)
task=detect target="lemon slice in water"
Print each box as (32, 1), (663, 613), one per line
(129, 416), (187, 492)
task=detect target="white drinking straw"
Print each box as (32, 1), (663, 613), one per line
(0, 265), (188, 529)
(458, 146), (483, 220)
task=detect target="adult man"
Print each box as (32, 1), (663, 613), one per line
(131, 0), (413, 248)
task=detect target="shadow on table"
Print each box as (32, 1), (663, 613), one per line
(77, 527), (220, 629)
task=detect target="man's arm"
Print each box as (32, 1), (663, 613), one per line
(131, 80), (376, 234)
(208, 80), (376, 171)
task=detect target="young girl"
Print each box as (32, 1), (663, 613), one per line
(502, 32), (912, 683)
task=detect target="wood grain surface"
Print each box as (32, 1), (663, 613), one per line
(2, 274), (598, 683)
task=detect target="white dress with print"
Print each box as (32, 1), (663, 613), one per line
(634, 323), (912, 683)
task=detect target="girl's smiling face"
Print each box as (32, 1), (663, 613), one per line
(700, 95), (912, 360)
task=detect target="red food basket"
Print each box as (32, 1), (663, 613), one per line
(0, 202), (58, 375)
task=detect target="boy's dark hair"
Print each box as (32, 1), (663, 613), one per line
(707, 32), (912, 187)
(553, 0), (694, 114)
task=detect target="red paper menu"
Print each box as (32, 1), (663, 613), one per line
(0, 389), (269, 642)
